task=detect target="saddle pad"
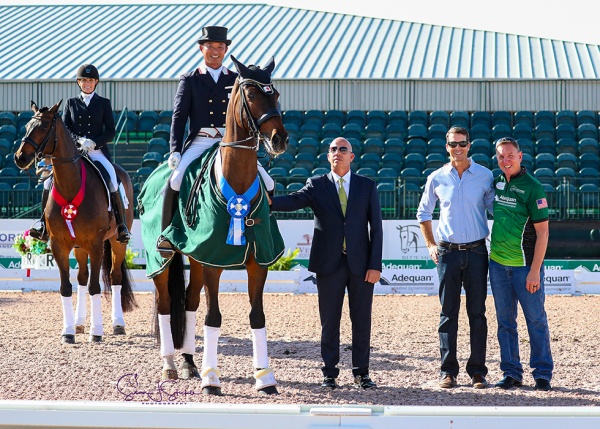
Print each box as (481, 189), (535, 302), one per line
(138, 144), (285, 278)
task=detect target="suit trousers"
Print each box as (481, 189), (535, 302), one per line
(316, 254), (374, 378)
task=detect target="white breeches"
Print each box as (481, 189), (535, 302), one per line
(43, 176), (52, 191)
(88, 149), (117, 192)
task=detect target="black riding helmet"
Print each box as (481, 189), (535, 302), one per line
(76, 64), (99, 80)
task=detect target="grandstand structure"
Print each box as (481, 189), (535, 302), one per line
(0, 4), (599, 234)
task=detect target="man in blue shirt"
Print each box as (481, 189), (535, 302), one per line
(417, 126), (494, 389)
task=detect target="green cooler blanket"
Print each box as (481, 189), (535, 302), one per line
(138, 145), (285, 278)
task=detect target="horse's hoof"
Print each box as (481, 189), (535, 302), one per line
(75, 325), (85, 334)
(89, 335), (102, 343)
(202, 386), (223, 396)
(258, 385), (279, 396)
(180, 365), (200, 380)
(162, 369), (178, 380)
(113, 325), (126, 335)
(61, 334), (75, 345)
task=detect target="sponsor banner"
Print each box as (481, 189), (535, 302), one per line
(21, 253), (57, 270)
(376, 269), (438, 294)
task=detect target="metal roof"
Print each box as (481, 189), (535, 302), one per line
(1, 3), (600, 80)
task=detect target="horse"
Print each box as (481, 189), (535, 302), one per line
(397, 224), (421, 254)
(14, 101), (136, 344)
(139, 56), (288, 395)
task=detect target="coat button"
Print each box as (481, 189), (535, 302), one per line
(211, 123), (214, 126)
(209, 100), (213, 103)
(210, 112), (213, 114)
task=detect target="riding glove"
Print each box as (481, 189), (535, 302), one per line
(168, 152), (181, 170)
(78, 138), (96, 154)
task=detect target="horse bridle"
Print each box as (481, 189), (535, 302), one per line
(22, 111), (81, 166)
(219, 77), (281, 153)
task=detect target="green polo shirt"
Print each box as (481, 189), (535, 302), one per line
(490, 168), (549, 266)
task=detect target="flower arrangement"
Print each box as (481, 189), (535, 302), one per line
(13, 230), (51, 256)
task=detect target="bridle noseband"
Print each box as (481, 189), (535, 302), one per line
(219, 77), (281, 153)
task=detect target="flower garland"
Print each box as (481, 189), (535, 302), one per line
(13, 230), (52, 256)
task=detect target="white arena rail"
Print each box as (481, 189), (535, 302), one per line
(1, 401), (600, 429)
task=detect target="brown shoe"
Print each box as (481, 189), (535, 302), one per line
(439, 374), (457, 388)
(471, 374), (488, 389)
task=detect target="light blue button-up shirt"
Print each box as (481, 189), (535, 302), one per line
(416, 160), (494, 244)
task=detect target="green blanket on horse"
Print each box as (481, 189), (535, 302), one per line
(138, 144), (285, 278)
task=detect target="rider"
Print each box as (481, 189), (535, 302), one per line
(157, 25), (274, 257)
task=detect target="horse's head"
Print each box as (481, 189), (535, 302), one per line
(14, 100), (63, 170)
(229, 55), (288, 155)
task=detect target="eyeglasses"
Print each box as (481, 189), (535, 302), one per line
(329, 146), (350, 153)
(447, 140), (469, 148)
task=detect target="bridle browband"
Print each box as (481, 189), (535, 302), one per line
(219, 77), (281, 153)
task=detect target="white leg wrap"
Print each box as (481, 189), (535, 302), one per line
(180, 311), (197, 355)
(158, 314), (175, 357)
(254, 368), (277, 390)
(74, 285), (88, 326)
(89, 293), (104, 336)
(163, 354), (176, 371)
(201, 367), (222, 388)
(252, 327), (270, 369)
(111, 285), (125, 326)
(61, 296), (75, 335)
(202, 325), (220, 370)
(258, 163), (274, 192)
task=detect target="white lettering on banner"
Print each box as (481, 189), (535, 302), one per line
(594, 264), (600, 272)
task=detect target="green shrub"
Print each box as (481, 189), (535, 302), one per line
(269, 248), (300, 271)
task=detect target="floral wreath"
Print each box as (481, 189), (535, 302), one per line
(13, 230), (52, 256)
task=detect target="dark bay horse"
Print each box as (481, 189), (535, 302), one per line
(144, 56), (288, 395)
(14, 101), (136, 344)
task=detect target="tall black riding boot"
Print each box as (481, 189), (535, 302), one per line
(156, 185), (179, 259)
(110, 190), (131, 244)
(30, 188), (50, 242)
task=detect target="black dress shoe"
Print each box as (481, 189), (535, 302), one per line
(495, 376), (523, 389)
(321, 376), (338, 389)
(534, 378), (552, 391)
(354, 374), (377, 389)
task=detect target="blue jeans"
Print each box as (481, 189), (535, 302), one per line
(489, 260), (554, 381)
(436, 243), (489, 378)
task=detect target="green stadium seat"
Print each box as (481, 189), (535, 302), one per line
(579, 183), (599, 210)
(294, 152), (315, 170)
(4, 154), (16, 170)
(272, 153), (294, 170)
(286, 182), (305, 192)
(533, 168), (555, 186)
(556, 138), (577, 155)
(285, 137), (298, 156)
(0, 167), (19, 187)
(357, 167), (376, 178)
(579, 168), (600, 185)
(535, 153), (556, 170)
(556, 110), (576, 127)
(406, 138), (427, 156)
(449, 111), (469, 128)
(157, 110), (173, 125)
(311, 167), (329, 176)
(381, 153), (403, 171)
(346, 110), (366, 127)
(427, 124), (447, 140)
(425, 153), (446, 169)
(318, 138), (333, 154)
(470, 125), (491, 141)
(377, 167), (399, 185)
(556, 124), (576, 141)
(141, 152), (162, 170)
(521, 153), (534, 172)
(115, 110), (138, 132)
(0, 112), (16, 127)
(491, 124), (512, 141)
(364, 123), (385, 140)
(135, 167), (154, 180)
(492, 111), (512, 128)
(152, 124), (170, 141)
(283, 110), (303, 127)
(0, 139), (11, 158)
(384, 138), (405, 155)
(347, 138), (362, 156)
(321, 123), (342, 139)
(427, 138), (447, 155)
(297, 138), (319, 156)
(0, 125), (17, 142)
(284, 123), (300, 140)
(535, 138), (557, 156)
(300, 122), (321, 139)
(398, 183), (421, 209)
(576, 110), (597, 127)
(387, 110), (407, 127)
(268, 167), (288, 178)
(147, 137), (169, 156)
(578, 138), (599, 156)
(580, 153), (600, 170)
(359, 153), (380, 170)
(555, 167), (577, 183)
(534, 111), (555, 127)
(514, 111), (534, 127)
(423, 167), (437, 178)
(517, 138), (534, 156)
(399, 168), (423, 187)
(492, 168), (503, 178)
(303, 110), (324, 127)
(315, 153), (330, 168)
(12, 181), (30, 190)
(404, 153), (425, 170)
(342, 123), (363, 140)
(471, 153), (491, 169)
(407, 124), (428, 140)
(137, 111), (159, 132)
(273, 182), (286, 193)
(408, 111), (427, 127)
(367, 110), (386, 127)
(471, 111), (491, 128)
(429, 111), (449, 127)
(577, 124), (598, 140)
(323, 110), (344, 126)
(377, 182), (396, 211)
(288, 167), (309, 185)
(513, 123), (533, 140)
(16, 111), (34, 129)
(470, 139), (492, 156)
(362, 138), (384, 156)
(555, 183), (577, 210)
(385, 123), (406, 140)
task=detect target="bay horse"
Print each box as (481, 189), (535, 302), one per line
(14, 101), (136, 344)
(142, 56), (288, 395)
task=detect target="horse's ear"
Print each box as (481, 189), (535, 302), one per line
(31, 100), (38, 113)
(263, 56), (275, 75)
(230, 55), (250, 78)
(50, 99), (63, 114)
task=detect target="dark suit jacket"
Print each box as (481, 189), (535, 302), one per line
(170, 67), (238, 154)
(271, 172), (383, 277)
(62, 93), (115, 161)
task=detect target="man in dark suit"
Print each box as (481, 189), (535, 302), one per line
(270, 137), (383, 389)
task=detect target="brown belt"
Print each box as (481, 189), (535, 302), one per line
(438, 239), (486, 250)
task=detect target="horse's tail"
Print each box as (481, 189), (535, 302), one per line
(101, 240), (138, 312)
(168, 252), (186, 349)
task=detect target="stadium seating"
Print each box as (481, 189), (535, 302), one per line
(347, 138), (362, 156)
(555, 183), (577, 211)
(304, 110), (324, 126)
(363, 123), (386, 140)
(427, 138), (447, 155)
(576, 110), (597, 127)
(147, 137), (169, 156)
(471, 153), (491, 169)
(381, 153), (403, 171)
(521, 153), (534, 172)
(300, 122), (320, 139)
(556, 153), (578, 170)
(356, 167), (376, 178)
(579, 168), (600, 186)
(579, 183), (599, 210)
(362, 138), (384, 155)
(406, 138), (427, 156)
(286, 182), (304, 192)
(556, 138), (577, 155)
(288, 167), (309, 184)
(141, 152), (162, 170)
(342, 123), (362, 140)
(296, 138), (319, 156)
(534, 124), (555, 141)
(0, 167), (19, 187)
(157, 110), (173, 125)
(268, 167), (288, 178)
(492, 168), (502, 178)
(407, 124), (428, 140)
(311, 167), (329, 176)
(16, 111), (33, 130)
(535, 138), (557, 156)
(517, 138), (535, 156)
(12, 181), (30, 190)
(294, 152), (315, 170)
(387, 111), (407, 127)
(492, 111), (512, 128)
(408, 110), (428, 127)
(0, 125), (17, 142)
(556, 124), (576, 141)
(427, 124), (447, 140)
(513, 123), (534, 140)
(514, 111), (534, 127)
(535, 153), (556, 170)
(425, 153), (446, 169)
(579, 153), (600, 170)
(152, 124), (170, 141)
(366, 110), (386, 127)
(399, 168), (423, 187)
(272, 153), (294, 170)
(321, 123), (342, 139)
(492, 124), (512, 141)
(385, 123), (406, 140)
(0, 112), (16, 127)
(346, 110), (367, 127)
(470, 125), (491, 141)
(450, 111), (469, 128)
(429, 111), (449, 127)
(359, 153), (381, 170)
(577, 124), (598, 140)
(404, 153), (426, 170)
(534, 111), (555, 127)
(533, 168), (555, 186)
(556, 110), (576, 127)
(137, 110), (159, 132)
(0, 139), (11, 158)
(578, 138), (599, 155)
(471, 111), (491, 128)
(555, 167), (576, 184)
(323, 110), (344, 126)
(384, 138), (405, 155)
(115, 110), (138, 132)
(283, 110), (302, 127)
(470, 139), (492, 156)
